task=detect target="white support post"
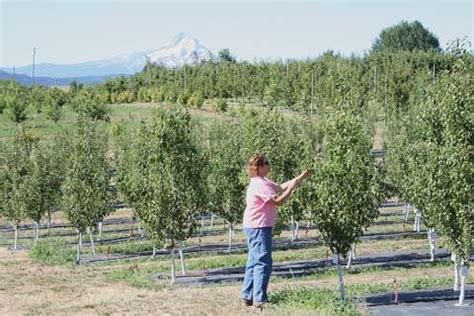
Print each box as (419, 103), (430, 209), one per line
(179, 247), (186, 275)
(227, 223), (233, 252)
(97, 221), (103, 241)
(87, 227), (96, 257)
(290, 216), (296, 243)
(457, 264), (469, 306)
(34, 221), (39, 245)
(452, 253), (460, 291)
(13, 224), (18, 250)
(335, 254), (345, 300)
(413, 208), (421, 232)
(170, 248), (176, 284)
(403, 203), (410, 221)
(200, 217), (205, 235)
(346, 244), (356, 269)
(208, 214), (215, 232)
(76, 230), (82, 264)
(428, 228), (436, 261)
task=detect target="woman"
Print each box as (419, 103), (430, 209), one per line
(241, 153), (311, 308)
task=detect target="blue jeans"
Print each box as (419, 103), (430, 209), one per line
(241, 227), (273, 303)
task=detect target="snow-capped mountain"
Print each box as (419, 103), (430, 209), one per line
(146, 32), (216, 67)
(0, 33), (215, 79)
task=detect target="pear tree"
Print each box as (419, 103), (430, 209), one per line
(207, 121), (245, 251)
(309, 110), (380, 300)
(119, 107), (207, 282)
(61, 118), (114, 263)
(0, 129), (37, 249)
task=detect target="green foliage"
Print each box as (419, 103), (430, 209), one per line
(270, 275), (458, 314)
(277, 118), (319, 235)
(29, 139), (64, 223)
(372, 20), (440, 53)
(0, 128), (39, 227)
(187, 91), (205, 108)
(29, 239), (75, 266)
(213, 98), (228, 112)
(385, 39), (472, 266)
(61, 118), (114, 234)
(69, 80), (83, 94)
(207, 121), (246, 226)
(241, 108), (286, 182)
(43, 88), (67, 122)
(95, 46), (458, 121)
(309, 110), (380, 256)
(270, 287), (361, 315)
(5, 93), (28, 123)
(218, 48), (237, 63)
(117, 107), (207, 248)
(70, 88), (110, 121)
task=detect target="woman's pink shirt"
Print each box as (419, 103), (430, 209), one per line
(242, 176), (279, 228)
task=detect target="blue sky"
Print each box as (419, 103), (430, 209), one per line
(0, 0), (472, 67)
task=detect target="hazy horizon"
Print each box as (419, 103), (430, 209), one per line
(1, 0), (472, 68)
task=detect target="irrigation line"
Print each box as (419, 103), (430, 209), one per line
(167, 251), (474, 285)
(80, 230), (428, 265)
(365, 287), (474, 306)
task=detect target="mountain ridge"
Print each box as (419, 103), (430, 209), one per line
(0, 33), (215, 80)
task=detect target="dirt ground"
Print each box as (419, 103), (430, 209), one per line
(1, 246), (462, 316)
(0, 248), (259, 316)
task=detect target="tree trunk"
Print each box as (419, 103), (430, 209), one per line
(227, 223), (233, 252)
(335, 254), (345, 300)
(346, 244), (356, 269)
(152, 245), (156, 258)
(457, 264), (469, 305)
(403, 203), (410, 221)
(47, 209), (52, 229)
(170, 248), (176, 284)
(200, 217), (205, 235)
(34, 221), (39, 245)
(76, 230), (82, 264)
(12, 223), (18, 250)
(428, 228), (436, 261)
(97, 221), (103, 241)
(208, 213), (215, 232)
(452, 254), (460, 291)
(305, 221), (311, 236)
(138, 221), (144, 238)
(87, 227), (96, 257)
(346, 254), (352, 269)
(290, 216), (295, 243)
(295, 221), (299, 240)
(413, 209), (421, 232)
(179, 247), (186, 275)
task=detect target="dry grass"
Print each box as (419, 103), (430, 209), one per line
(0, 248), (255, 316)
(1, 246), (468, 316)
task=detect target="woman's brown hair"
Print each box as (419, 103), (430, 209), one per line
(247, 153), (270, 177)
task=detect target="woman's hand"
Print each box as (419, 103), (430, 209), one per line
(295, 169), (313, 186)
(301, 169), (313, 179)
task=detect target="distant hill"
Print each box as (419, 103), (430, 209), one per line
(0, 33), (215, 80)
(0, 70), (126, 87)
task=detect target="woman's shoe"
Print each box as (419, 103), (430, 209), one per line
(241, 298), (253, 306)
(253, 301), (266, 310)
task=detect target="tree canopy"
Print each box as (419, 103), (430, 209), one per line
(372, 20), (440, 53)
(218, 48), (237, 63)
